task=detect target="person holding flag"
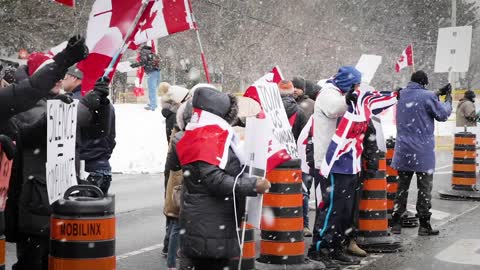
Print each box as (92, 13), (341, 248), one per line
(309, 66), (362, 266)
(131, 45), (161, 111)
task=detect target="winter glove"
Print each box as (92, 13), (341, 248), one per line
(53, 94), (74, 104)
(0, 134), (16, 160)
(394, 87), (402, 100)
(53, 35), (89, 72)
(255, 177), (271, 194)
(81, 77), (110, 111)
(438, 83), (452, 96)
(345, 89), (358, 106)
(445, 93), (453, 104)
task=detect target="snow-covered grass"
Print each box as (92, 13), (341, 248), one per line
(110, 104), (168, 174)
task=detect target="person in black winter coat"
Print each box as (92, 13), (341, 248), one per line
(176, 85), (271, 270)
(278, 80), (307, 142)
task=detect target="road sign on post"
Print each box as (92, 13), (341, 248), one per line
(434, 26), (473, 73)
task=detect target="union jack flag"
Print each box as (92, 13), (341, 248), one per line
(319, 89), (398, 177)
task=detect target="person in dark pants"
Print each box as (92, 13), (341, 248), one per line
(131, 45), (161, 111)
(176, 85), (270, 270)
(391, 71), (452, 236)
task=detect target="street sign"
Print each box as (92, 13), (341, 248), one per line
(434, 26), (472, 73)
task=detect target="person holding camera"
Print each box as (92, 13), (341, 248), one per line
(390, 70), (452, 236)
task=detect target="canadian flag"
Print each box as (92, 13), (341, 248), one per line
(395, 44), (414, 72)
(77, 0), (195, 95)
(54, 0), (75, 7)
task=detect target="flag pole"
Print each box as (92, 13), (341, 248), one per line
(410, 43), (415, 73)
(187, 0), (212, 83)
(102, 0), (150, 78)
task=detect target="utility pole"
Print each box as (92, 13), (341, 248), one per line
(450, 0), (457, 89)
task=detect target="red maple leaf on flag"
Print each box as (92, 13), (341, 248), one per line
(139, 10), (158, 32)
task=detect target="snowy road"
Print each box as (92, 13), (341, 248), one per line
(4, 151), (480, 270)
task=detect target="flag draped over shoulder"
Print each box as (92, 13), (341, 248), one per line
(78, 0), (195, 95)
(320, 89), (398, 177)
(176, 108), (245, 169)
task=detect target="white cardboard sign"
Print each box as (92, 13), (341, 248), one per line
(355, 54), (382, 84)
(255, 83), (299, 160)
(244, 117), (269, 228)
(434, 26), (472, 73)
(46, 100), (79, 204)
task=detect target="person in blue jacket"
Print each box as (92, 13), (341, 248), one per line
(391, 70), (452, 236)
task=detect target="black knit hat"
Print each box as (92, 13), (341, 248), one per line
(411, 70), (429, 86)
(304, 80), (321, 100)
(464, 90), (476, 101)
(292, 76), (306, 91)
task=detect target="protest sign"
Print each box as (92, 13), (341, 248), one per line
(46, 100), (79, 204)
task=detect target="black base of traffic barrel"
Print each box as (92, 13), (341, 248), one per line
(401, 211), (419, 228)
(438, 189), (480, 201)
(357, 235), (402, 253)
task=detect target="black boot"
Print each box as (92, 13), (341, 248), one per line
(390, 212), (402, 234)
(418, 217), (439, 236)
(308, 248), (341, 269)
(330, 249), (361, 265)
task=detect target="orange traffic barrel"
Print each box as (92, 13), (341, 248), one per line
(230, 223), (255, 270)
(439, 132), (480, 200)
(386, 138), (419, 227)
(258, 159), (304, 265)
(386, 138), (398, 218)
(357, 154), (401, 252)
(452, 132), (477, 190)
(49, 185), (115, 270)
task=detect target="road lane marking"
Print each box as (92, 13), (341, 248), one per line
(435, 164), (452, 170)
(358, 203), (480, 269)
(407, 204), (451, 220)
(117, 244), (164, 260)
(435, 239), (480, 265)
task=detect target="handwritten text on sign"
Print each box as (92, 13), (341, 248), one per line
(0, 146), (13, 211)
(255, 83), (298, 159)
(46, 100), (78, 204)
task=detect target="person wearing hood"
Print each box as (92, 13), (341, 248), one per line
(292, 77), (315, 119)
(278, 80), (307, 142)
(456, 90), (477, 127)
(62, 65), (83, 99)
(159, 83), (190, 142)
(176, 85), (271, 269)
(390, 71), (452, 237)
(309, 66), (362, 267)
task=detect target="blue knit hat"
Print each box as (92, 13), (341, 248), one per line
(333, 66), (362, 93)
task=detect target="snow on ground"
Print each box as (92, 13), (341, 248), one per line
(110, 104), (168, 174)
